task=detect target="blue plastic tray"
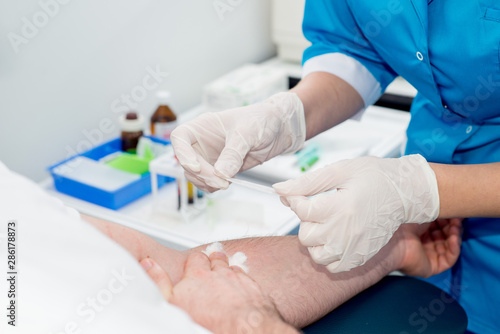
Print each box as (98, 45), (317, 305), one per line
(48, 136), (173, 210)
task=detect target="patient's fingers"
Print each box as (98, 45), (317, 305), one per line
(209, 252), (230, 271)
(444, 218), (462, 263)
(140, 258), (173, 301)
(184, 252), (211, 277)
(230, 266), (245, 273)
(208, 252), (245, 273)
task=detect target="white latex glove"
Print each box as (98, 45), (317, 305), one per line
(273, 155), (440, 273)
(170, 92), (306, 192)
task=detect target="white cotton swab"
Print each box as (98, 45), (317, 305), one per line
(227, 178), (277, 195)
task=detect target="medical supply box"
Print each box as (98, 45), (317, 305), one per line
(48, 137), (172, 210)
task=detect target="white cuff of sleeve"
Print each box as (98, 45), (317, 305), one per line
(302, 53), (382, 120)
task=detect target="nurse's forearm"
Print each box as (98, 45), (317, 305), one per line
(431, 162), (500, 218)
(290, 72), (365, 140)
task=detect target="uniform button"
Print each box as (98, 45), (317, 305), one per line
(466, 126), (473, 134)
(443, 104), (448, 109)
(416, 52), (424, 61)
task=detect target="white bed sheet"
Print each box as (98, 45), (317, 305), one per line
(0, 161), (211, 334)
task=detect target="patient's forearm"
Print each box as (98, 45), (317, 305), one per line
(83, 214), (404, 328)
(188, 235), (403, 328)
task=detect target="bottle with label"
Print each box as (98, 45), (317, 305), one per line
(120, 112), (144, 153)
(151, 91), (177, 139)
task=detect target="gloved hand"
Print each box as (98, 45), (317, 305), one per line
(170, 92), (306, 192)
(273, 155), (440, 273)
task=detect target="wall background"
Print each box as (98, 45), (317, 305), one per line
(0, 0), (275, 181)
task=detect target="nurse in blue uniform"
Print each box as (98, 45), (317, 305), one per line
(170, 1), (500, 332)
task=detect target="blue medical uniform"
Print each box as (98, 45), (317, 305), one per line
(302, 1), (500, 332)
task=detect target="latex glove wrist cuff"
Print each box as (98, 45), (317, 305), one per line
(264, 92), (306, 155)
(398, 154), (440, 224)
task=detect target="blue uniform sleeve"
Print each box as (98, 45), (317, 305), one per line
(302, 0), (398, 106)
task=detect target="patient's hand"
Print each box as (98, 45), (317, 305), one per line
(398, 218), (462, 278)
(140, 253), (299, 334)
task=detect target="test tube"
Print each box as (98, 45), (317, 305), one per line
(296, 143), (321, 172)
(300, 155), (319, 172)
(187, 181), (194, 204)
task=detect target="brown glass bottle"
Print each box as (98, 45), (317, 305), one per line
(120, 112), (144, 153)
(151, 91), (177, 139)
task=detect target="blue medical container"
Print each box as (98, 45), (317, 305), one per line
(48, 136), (173, 210)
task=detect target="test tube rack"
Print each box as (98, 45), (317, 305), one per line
(149, 152), (205, 221)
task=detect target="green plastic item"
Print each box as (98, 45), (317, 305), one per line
(106, 153), (152, 175)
